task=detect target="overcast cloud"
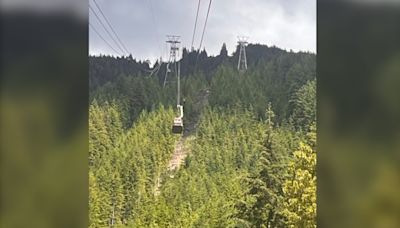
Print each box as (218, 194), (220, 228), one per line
(89, 0), (316, 62)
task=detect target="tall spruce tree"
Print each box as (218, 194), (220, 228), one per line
(282, 126), (317, 227)
(237, 103), (286, 227)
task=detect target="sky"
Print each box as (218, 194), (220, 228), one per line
(89, 0), (316, 62)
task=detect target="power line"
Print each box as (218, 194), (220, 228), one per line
(198, 0), (213, 51)
(89, 5), (125, 55)
(191, 0), (201, 49)
(89, 5), (126, 55)
(92, 0), (130, 54)
(89, 23), (122, 56)
(194, 0), (213, 71)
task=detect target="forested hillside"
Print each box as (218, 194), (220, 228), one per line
(89, 44), (316, 227)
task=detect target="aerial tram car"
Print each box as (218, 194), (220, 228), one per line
(172, 105), (184, 134)
(171, 60), (184, 134)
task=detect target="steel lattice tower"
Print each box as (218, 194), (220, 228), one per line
(164, 35), (181, 87)
(237, 36), (248, 72)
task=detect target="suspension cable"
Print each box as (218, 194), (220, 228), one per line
(198, 0), (213, 51)
(89, 5), (126, 55)
(92, 0), (130, 54)
(89, 23), (122, 56)
(191, 0), (201, 49)
(194, 0), (213, 71)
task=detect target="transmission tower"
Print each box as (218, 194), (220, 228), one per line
(164, 35), (181, 87)
(237, 36), (248, 72)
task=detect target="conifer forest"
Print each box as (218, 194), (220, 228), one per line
(89, 44), (316, 227)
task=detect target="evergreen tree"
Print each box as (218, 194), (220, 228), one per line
(88, 44), (316, 227)
(290, 79), (316, 131)
(220, 43), (228, 58)
(282, 127), (317, 227)
(238, 103), (286, 227)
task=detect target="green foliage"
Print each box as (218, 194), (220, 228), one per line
(290, 79), (316, 131)
(89, 104), (176, 227)
(209, 55), (315, 122)
(282, 132), (317, 227)
(236, 104), (301, 227)
(90, 44), (315, 125)
(89, 55), (150, 90)
(89, 101), (123, 168)
(125, 107), (264, 227)
(88, 44), (316, 227)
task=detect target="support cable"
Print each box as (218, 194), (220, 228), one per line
(89, 23), (122, 56)
(92, 0), (130, 54)
(89, 5), (126, 55)
(194, 0), (213, 71)
(191, 0), (202, 49)
(197, 0), (213, 51)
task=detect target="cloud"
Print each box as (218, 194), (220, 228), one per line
(89, 0), (316, 62)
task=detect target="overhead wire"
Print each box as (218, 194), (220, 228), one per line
(92, 0), (130, 54)
(89, 22), (122, 56)
(197, 0), (213, 51)
(89, 5), (126, 55)
(191, 0), (202, 49)
(194, 0), (213, 70)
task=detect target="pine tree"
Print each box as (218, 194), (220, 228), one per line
(290, 79), (316, 131)
(88, 171), (101, 228)
(281, 127), (316, 227)
(237, 103), (286, 227)
(220, 43), (228, 58)
(88, 45), (317, 227)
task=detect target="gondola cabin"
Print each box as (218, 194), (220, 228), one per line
(172, 117), (183, 134)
